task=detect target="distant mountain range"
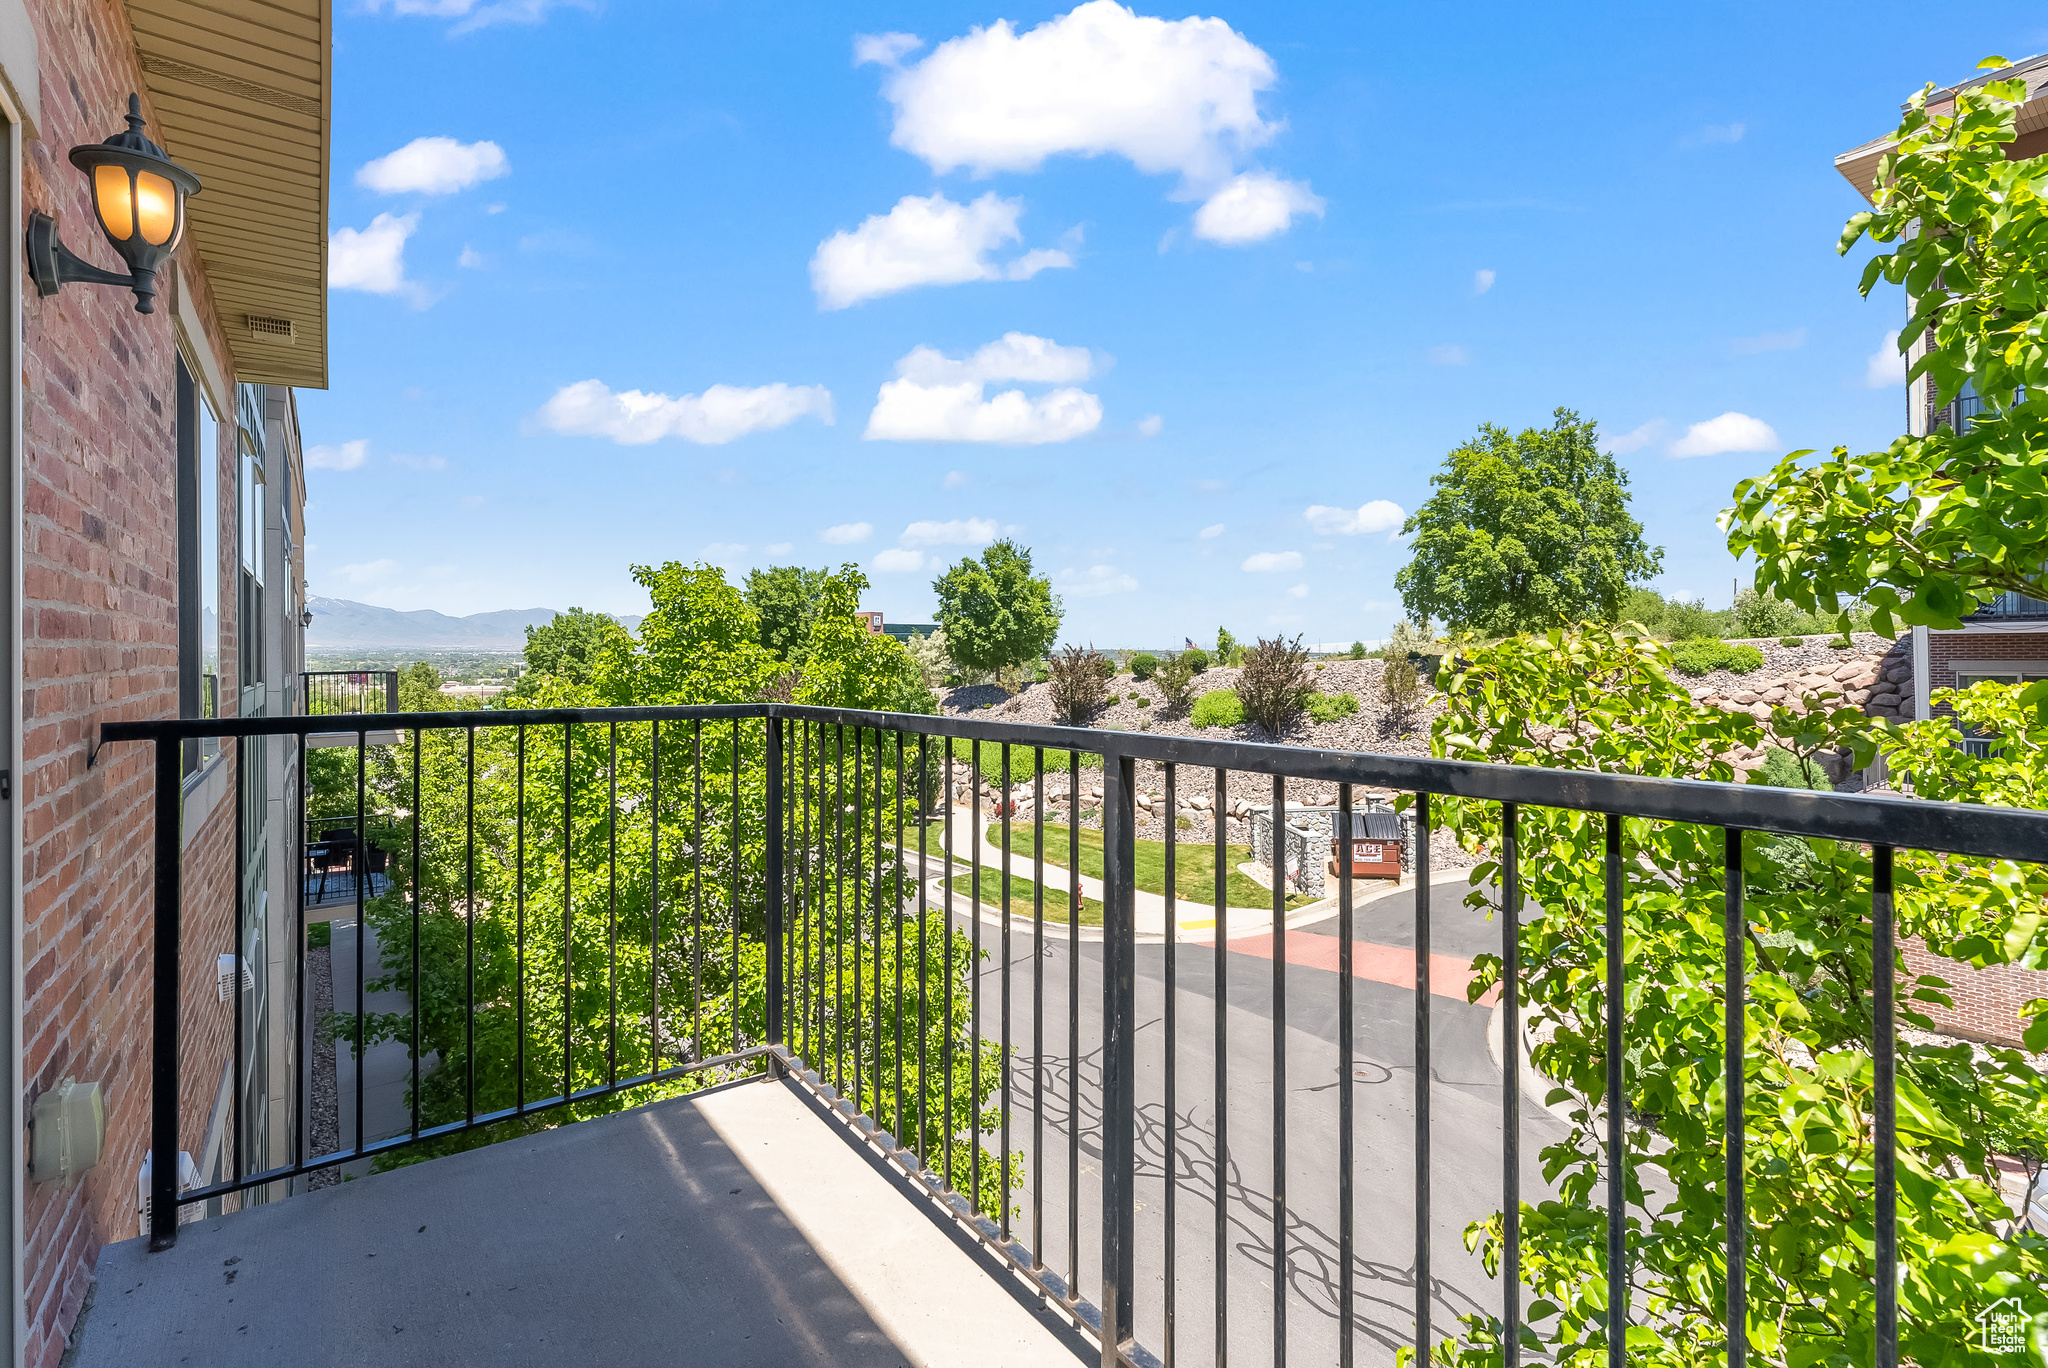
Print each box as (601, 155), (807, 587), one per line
(306, 597), (642, 650)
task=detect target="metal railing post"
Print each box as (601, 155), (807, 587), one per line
(1100, 748), (1137, 1364)
(149, 739), (183, 1250)
(385, 670), (400, 714)
(765, 714), (784, 1047)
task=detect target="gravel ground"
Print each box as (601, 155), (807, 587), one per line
(306, 943), (340, 1191)
(935, 633), (1908, 872)
(1669, 631), (1897, 699)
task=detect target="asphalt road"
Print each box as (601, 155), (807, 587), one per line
(953, 874), (1567, 1368)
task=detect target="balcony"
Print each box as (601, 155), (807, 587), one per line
(75, 703), (2048, 1368)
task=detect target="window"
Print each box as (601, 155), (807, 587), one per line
(237, 426), (264, 688)
(177, 359), (222, 775)
(1953, 671), (2048, 756)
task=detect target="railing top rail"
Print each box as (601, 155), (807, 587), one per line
(96, 701), (2048, 863)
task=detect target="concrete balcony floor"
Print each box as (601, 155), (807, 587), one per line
(70, 1077), (1089, 1368)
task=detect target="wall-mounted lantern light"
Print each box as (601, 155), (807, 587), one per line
(27, 94), (201, 315)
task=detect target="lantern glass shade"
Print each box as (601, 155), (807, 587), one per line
(92, 164), (133, 242)
(136, 172), (177, 245)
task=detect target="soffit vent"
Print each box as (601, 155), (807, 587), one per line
(245, 314), (295, 345)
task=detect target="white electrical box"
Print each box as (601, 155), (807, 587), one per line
(136, 1150), (203, 1238)
(30, 1078), (104, 1184)
(216, 953), (253, 1002)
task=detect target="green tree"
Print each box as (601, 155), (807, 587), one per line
(1725, 60), (2048, 634)
(1422, 626), (2048, 1366)
(742, 565), (830, 662)
(1396, 408), (1663, 635)
(517, 608), (633, 692)
(333, 560), (1016, 1218)
(795, 565), (936, 716)
(931, 540), (1061, 681)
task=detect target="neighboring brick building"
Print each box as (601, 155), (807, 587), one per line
(0, 3), (329, 1365)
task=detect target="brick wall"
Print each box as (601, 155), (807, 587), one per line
(18, 4), (242, 1364)
(1900, 937), (2048, 1048)
(1925, 629), (2048, 712)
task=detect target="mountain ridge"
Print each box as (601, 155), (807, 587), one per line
(306, 597), (641, 650)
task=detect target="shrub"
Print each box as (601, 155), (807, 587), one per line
(1349, 641), (1367, 659)
(308, 920), (332, 949)
(1780, 636), (1805, 647)
(1190, 688), (1244, 729)
(1752, 745), (1835, 792)
(1669, 637), (1765, 677)
(1237, 635), (1314, 736)
(1306, 691), (1359, 723)
(1829, 635), (1855, 650)
(1133, 696), (1151, 708)
(1094, 654), (1116, 680)
(1382, 657), (1423, 724)
(1180, 647), (1210, 674)
(1046, 645), (1108, 725)
(1153, 653), (1199, 712)
(1661, 596), (1731, 641)
(1732, 586), (1816, 639)
(1103, 693), (1121, 705)
(1130, 652), (1159, 681)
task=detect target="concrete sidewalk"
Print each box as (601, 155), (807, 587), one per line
(905, 810), (1419, 943)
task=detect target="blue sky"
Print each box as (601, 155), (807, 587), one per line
(298, 0), (2048, 646)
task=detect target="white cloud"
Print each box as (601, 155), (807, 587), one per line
(853, 31), (923, 66)
(821, 522), (873, 545)
(1684, 122), (1746, 146)
(329, 213), (419, 295)
(334, 558), (398, 584)
(1669, 411), (1780, 458)
(1198, 523), (1224, 539)
(901, 518), (999, 548)
(1731, 327), (1806, 355)
(1427, 344), (1468, 366)
(357, 137), (509, 195)
(943, 470), (969, 488)
(1604, 419), (1668, 455)
(1137, 414), (1164, 437)
(1287, 584), (1309, 599)
(457, 245), (484, 269)
(1242, 551), (1303, 572)
(307, 439), (368, 471)
(1474, 268), (1496, 294)
(1192, 172), (1324, 244)
(1866, 330), (1906, 388)
(537, 379), (834, 446)
(865, 335), (1102, 445)
(766, 543), (793, 555)
(875, 1), (1279, 187)
(810, 192), (1071, 309)
(361, 0), (591, 34)
(897, 332), (1096, 385)
(390, 452), (446, 470)
(872, 548), (926, 573)
(1057, 565), (1139, 598)
(1305, 500), (1404, 535)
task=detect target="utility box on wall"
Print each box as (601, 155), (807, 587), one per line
(1330, 810), (1404, 881)
(30, 1079), (105, 1185)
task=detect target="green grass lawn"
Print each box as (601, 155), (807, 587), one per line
(948, 870), (1104, 926)
(999, 822), (1314, 910)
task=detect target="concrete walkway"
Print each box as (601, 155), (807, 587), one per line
(919, 809), (1406, 942)
(72, 1077), (1088, 1368)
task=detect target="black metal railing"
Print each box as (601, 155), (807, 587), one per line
(96, 702), (2048, 1368)
(301, 670), (399, 716)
